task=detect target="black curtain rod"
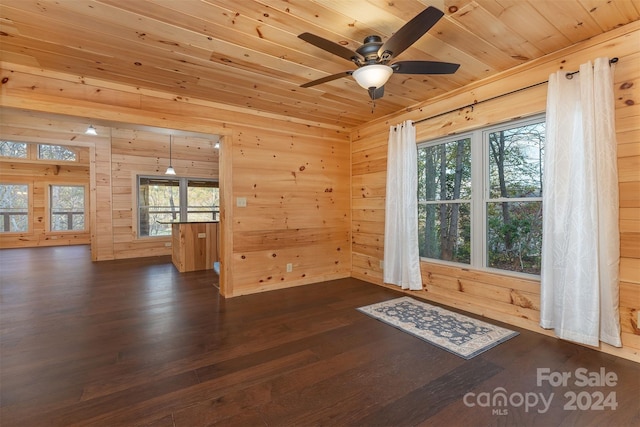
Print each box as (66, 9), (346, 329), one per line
(413, 57), (619, 126)
(565, 56), (618, 79)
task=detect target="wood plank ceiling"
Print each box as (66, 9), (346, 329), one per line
(1, 0), (639, 129)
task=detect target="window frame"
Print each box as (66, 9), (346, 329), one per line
(136, 175), (219, 239)
(0, 182), (32, 234)
(0, 140), (79, 162)
(47, 183), (88, 233)
(0, 141), (28, 159)
(37, 144), (78, 162)
(417, 133), (473, 266)
(417, 114), (545, 279)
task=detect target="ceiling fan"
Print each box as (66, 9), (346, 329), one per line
(298, 6), (459, 101)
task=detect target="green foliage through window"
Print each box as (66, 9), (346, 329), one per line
(417, 116), (545, 276)
(487, 123), (544, 274)
(418, 138), (471, 264)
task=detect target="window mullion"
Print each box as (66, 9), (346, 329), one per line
(471, 128), (484, 269)
(179, 178), (188, 221)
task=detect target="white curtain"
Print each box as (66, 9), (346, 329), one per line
(541, 57), (621, 347)
(383, 120), (422, 290)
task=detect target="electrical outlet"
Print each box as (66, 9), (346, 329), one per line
(286, 263), (293, 272)
(236, 197), (247, 207)
(197, 232), (206, 238)
(165, 242), (172, 247)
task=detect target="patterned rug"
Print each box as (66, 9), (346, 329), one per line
(357, 296), (519, 359)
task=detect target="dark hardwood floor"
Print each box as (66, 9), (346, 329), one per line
(1, 246), (638, 427)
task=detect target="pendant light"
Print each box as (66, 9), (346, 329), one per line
(85, 125), (97, 135)
(165, 135), (176, 175)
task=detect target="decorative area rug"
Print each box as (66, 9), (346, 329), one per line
(357, 297), (519, 359)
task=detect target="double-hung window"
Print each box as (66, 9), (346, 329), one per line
(138, 176), (219, 237)
(417, 115), (545, 276)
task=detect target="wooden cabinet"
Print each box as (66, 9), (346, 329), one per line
(171, 222), (219, 272)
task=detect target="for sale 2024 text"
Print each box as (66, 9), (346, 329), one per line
(537, 367), (618, 411)
(463, 367), (618, 415)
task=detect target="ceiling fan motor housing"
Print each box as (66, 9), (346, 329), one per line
(357, 35), (384, 63)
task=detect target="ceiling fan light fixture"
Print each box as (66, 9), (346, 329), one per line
(352, 64), (393, 90)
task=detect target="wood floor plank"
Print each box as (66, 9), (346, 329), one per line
(1, 245), (639, 426)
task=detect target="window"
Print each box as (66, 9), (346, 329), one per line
(417, 137), (471, 264)
(187, 180), (220, 222)
(486, 121), (544, 274)
(1, 140), (79, 161)
(0, 141), (28, 158)
(0, 184), (29, 232)
(417, 115), (544, 276)
(38, 144), (77, 161)
(138, 176), (219, 237)
(50, 185), (86, 231)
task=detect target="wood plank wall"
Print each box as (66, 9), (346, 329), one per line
(350, 21), (640, 362)
(230, 127), (351, 296)
(0, 111), (94, 247)
(0, 62), (351, 297)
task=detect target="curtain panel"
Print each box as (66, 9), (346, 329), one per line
(383, 120), (422, 290)
(540, 57), (621, 348)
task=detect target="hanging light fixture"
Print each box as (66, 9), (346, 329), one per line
(214, 141), (220, 149)
(165, 135), (176, 175)
(85, 125), (97, 136)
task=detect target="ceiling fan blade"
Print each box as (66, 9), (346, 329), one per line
(392, 60), (460, 74)
(368, 86), (385, 100)
(298, 33), (363, 63)
(300, 71), (353, 88)
(377, 6), (444, 60)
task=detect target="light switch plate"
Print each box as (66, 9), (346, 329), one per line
(236, 197), (247, 207)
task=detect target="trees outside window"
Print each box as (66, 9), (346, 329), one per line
(417, 115), (544, 276)
(418, 138), (471, 264)
(138, 176), (219, 237)
(50, 185), (86, 231)
(0, 141), (27, 158)
(38, 144), (77, 161)
(0, 184), (29, 232)
(1, 141), (78, 161)
(487, 122), (544, 274)
(187, 180), (220, 222)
